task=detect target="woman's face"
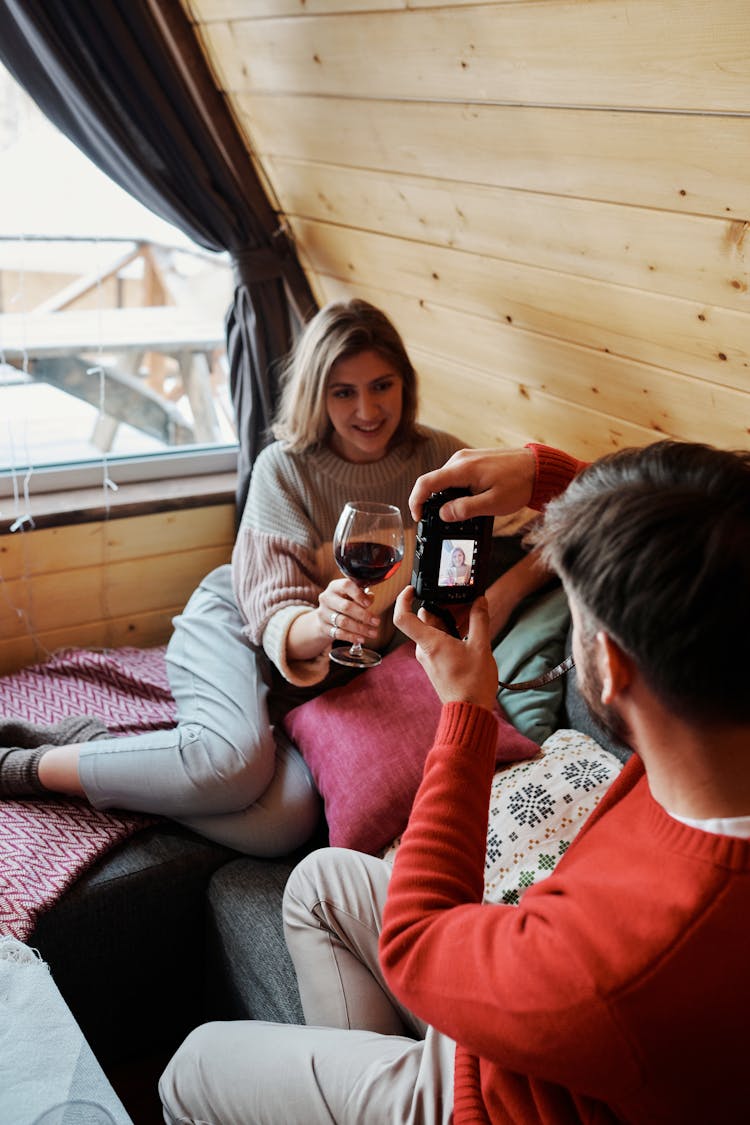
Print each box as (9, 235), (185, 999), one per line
(326, 349), (403, 463)
(452, 548), (465, 565)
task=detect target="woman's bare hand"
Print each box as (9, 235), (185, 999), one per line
(316, 577), (380, 647)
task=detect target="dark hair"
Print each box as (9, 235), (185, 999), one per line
(272, 298), (421, 453)
(530, 440), (750, 725)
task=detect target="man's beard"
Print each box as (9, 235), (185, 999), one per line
(577, 650), (632, 750)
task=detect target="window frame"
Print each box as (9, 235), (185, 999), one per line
(0, 444), (238, 501)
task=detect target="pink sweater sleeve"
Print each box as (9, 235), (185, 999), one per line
(231, 526), (321, 646)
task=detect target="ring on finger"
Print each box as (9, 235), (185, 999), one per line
(329, 610), (337, 626)
(329, 623), (337, 640)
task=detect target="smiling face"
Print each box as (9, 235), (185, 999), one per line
(326, 349), (404, 463)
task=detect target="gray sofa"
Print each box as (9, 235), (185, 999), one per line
(206, 853), (305, 1026)
(28, 580), (630, 1098)
(30, 822), (237, 1063)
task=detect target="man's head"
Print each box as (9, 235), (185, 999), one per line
(530, 441), (750, 728)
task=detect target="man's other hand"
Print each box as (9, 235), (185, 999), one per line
(394, 587), (499, 712)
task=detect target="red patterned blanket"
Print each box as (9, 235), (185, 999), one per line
(0, 646), (175, 940)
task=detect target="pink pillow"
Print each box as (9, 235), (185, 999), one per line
(282, 642), (540, 855)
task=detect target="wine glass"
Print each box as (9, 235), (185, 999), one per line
(31, 1103), (117, 1124)
(330, 500), (405, 668)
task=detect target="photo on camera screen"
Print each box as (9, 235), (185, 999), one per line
(437, 539), (477, 588)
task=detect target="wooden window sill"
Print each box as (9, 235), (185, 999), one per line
(0, 472), (237, 533)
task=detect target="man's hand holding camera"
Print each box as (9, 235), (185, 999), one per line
(394, 587), (499, 713)
(409, 446), (536, 522)
(410, 447), (554, 641)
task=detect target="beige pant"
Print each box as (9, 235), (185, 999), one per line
(159, 848), (455, 1124)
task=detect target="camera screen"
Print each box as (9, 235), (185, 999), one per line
(437, 538), (478, 588)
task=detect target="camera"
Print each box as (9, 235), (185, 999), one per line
(411, 487), (493, 606)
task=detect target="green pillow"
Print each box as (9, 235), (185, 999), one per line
(493, 586), (571, 744)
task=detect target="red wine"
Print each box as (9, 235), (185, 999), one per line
(335, 540), (403, 587)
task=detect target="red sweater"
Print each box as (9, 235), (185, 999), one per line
(379, 446), (750, 1123)
(380, 709), (750, 1123)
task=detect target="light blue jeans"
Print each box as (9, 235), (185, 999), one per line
(79, 565), (322, 856)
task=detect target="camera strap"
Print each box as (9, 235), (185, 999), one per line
(422, 601), (575, 693)
(497, 654), (575, 693)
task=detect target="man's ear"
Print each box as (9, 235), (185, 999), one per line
(595, 631), (633, 704)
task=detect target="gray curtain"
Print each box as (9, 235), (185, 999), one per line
(0, 0), (317, 517)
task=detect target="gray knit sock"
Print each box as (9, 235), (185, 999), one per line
(0, 714), (108, 750)
(0, 746), (49, 798)
(0, 715), (110, 799)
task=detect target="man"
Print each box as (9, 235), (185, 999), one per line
(160, 440), (750, 1124)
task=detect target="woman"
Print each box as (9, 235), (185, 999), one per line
(445, 545), (470, 586)
(0, 300), (543, 856)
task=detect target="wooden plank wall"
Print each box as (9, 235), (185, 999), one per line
(0, 504), (234, 675)
(186, 0), (750, 460)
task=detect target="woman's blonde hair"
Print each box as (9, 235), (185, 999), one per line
(272, 299), (421, 454)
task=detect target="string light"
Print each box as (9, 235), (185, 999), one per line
(1, 228), (117, 663)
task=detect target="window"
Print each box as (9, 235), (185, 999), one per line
(0, 63), (237, 501)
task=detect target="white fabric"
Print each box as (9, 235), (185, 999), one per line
(670, 811), (750, 838)
(0, 938), (130, 1124)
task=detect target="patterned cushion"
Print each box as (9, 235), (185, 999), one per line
(383, 729), (622, 904)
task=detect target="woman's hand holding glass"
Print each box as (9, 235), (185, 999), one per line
(329, 501), (405, 668)
(317, 576), (380, 650)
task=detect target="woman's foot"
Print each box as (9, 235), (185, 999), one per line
(0, 716), (108, 799)
(0, 745), (48, 798)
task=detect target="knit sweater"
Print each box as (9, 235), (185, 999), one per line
(380, 447), (750, 1123)
(231, 427), (464, 687)
(380, 706), (750, 1123)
